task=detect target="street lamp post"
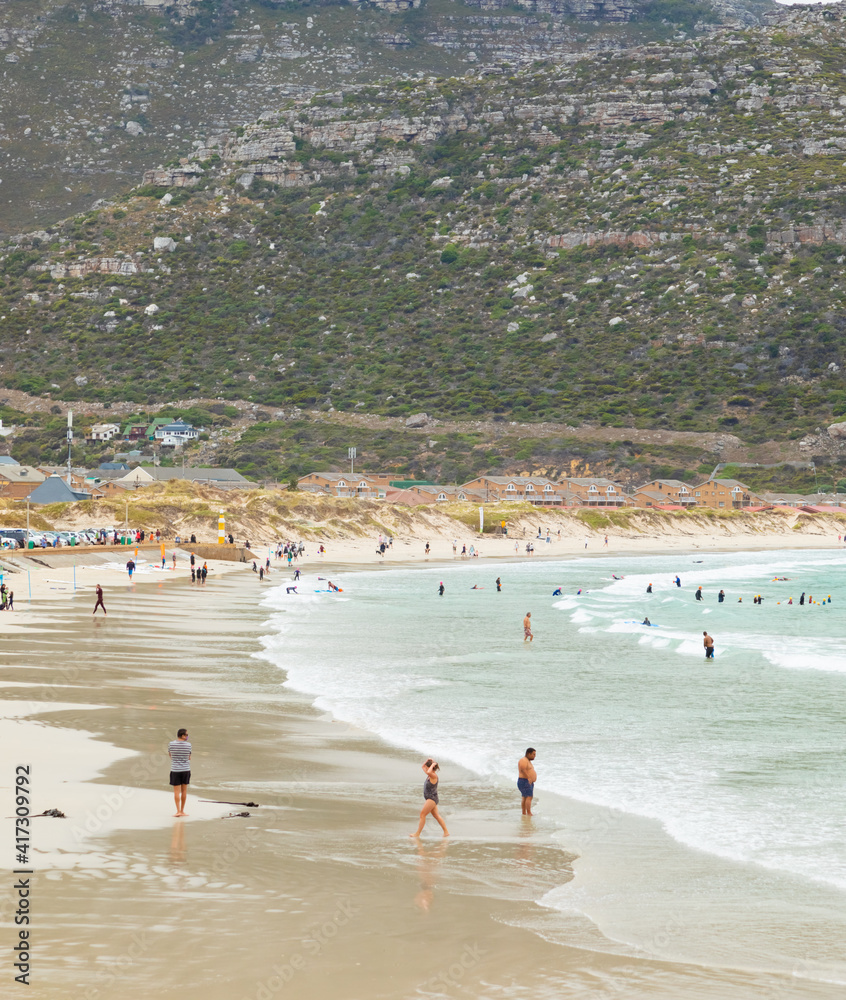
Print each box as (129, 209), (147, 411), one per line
(66, 410), (73, 486)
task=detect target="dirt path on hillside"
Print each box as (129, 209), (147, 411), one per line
(0, 387), (818, 464)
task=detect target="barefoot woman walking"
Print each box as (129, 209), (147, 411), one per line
(411, 759), (449, 838)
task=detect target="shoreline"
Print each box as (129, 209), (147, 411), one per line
(2, 554), (845, 998)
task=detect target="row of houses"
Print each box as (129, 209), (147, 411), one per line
(86, 418), (199, 448)
(296, 471), (846, 511)
(0, 461), (250, 504)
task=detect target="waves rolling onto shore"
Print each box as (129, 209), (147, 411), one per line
(258, 548), (846, 983)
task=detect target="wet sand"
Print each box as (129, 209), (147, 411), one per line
(1, 569), (843, 999)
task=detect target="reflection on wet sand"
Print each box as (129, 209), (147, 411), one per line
(170, 820), (187, 864)
(414, 839), (449, 912)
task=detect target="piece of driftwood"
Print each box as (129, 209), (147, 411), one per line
(200, 799), (259, 807)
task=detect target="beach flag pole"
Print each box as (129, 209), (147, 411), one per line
(218, 511), (225, 545)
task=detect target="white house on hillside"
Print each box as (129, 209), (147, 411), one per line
(88, 422), (121, 442)
(154, 420), (199, 447)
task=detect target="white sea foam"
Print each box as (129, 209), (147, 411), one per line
(259, 548), (846, 898)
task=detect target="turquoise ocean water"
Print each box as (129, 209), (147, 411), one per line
(259, 548), (846, 987)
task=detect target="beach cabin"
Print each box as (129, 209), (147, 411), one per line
(459, 476), (573, 505)
(692, 478), (762, 509)
(297, 473), (387, 497)
(560, 478), (631, 507)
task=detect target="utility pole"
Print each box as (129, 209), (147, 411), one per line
(66, 410), (73, 486)
(348, 446), (356, 475)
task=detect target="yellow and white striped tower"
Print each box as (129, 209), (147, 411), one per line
(218, 511), (225, 545)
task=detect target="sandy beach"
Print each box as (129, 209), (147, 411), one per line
(2, 542), (844, 999)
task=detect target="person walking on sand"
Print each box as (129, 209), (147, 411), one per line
(523, 612), (533, 642)
(168, 728), (192, 817)
(126, 558), (135, 580)
(703, 631), (715, 659)
(411, 759), (449, 838)
(518, 748), (537, 816)
(93, 583), (106, 616)
(7, 590), (13, 611)
(425, 542), (430, 556)
(584, 536), (589, 549)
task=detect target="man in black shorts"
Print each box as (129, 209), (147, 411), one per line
(168, 728), (192, 816)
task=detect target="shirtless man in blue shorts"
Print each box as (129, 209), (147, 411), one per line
(518, 748), (537, 816)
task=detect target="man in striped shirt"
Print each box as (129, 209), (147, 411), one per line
(168, 728), (192, 817)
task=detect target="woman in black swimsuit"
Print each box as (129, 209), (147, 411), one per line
(410, 759), (449, 838)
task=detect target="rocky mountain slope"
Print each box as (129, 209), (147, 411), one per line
(2, 2), (846, 457)
(1, 0), (768, 234)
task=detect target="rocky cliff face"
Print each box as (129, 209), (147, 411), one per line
(0, 0), (772, 234)
(3, 4), (846, 446)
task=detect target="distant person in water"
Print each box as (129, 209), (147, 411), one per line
(438, 582), (445, 596)
(552, 587), (562, 596)
(642, 617), (651, 626)
(695, 586), (703, 601)
(518, 748), (537, 816)
(523, 612), (533, 642)
(674, 576), (681, 588)
(703, 631), (715, 659)
(718, 590), (725, 603)
(646, 583), (653, 593)
(496, 577), (502, 592)
(411, 759), (449, 838)
(799, 592), (805, 605)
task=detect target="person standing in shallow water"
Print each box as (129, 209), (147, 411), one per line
(518, 748), (537, 816)
(438, 582), (445, 596)
(523, 612), (533, 642)
(703, 631), (715, 659)
(411, 759), (449, 838)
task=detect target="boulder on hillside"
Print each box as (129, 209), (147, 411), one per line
(828, 421), (846, 440)
(405, 412), (430, 428)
